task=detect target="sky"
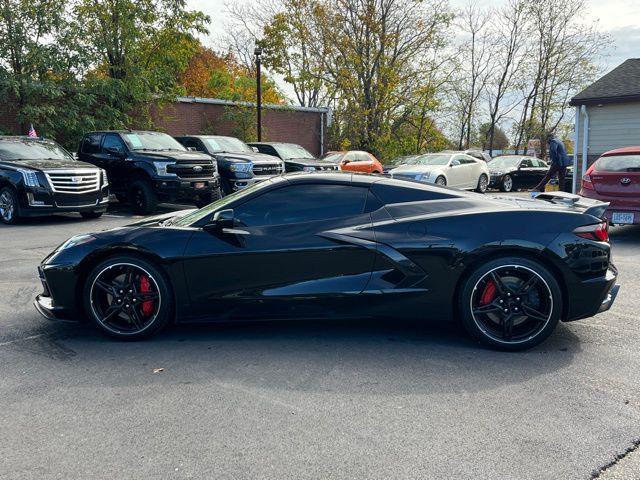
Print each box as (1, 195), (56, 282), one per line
(189, 0), (640, 97)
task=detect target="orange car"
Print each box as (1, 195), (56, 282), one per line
(322, 150), (383, 174)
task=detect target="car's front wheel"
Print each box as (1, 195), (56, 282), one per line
(0, 186), (20, 225)
(129, 180), (158, 215)
(83, 256), (173, 340)
(458, 256), (562, 351)
(500, 174), (513, 192)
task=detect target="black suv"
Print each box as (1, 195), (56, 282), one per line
(248, 142), (338, 173)
(78, 131), (220, 214)
(0, 136), (109, 224)
(175, 135), (285, 195)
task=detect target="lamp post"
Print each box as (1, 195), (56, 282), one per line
(254, 45), (263, 141)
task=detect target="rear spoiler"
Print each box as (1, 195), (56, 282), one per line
(533, 191), (609, 219)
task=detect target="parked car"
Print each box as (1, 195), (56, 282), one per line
(0, 136), (109, 224)
(443, 149), (492, 162)
(488, 155), (574, 192)
(247, 142), (339, 173)
(580, 146), (640, 225)
(383, 154), (421, 173)
(78, 131), (220, 214)
(389, 152), (490, 192)
(35, 173), (617, 350)
(322, 150), (384, 174)
(175, 135), (285, 195)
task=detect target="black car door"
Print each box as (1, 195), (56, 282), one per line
(78, 133), (104, 167)
(182, 182), (376, 320)
(514, 158), (536, 189)
(96, 134), (129, 192)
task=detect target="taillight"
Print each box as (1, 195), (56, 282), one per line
(574, 222), (609, 242)
(581, 165), (595, 190)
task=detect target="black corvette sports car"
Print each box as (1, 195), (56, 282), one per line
(35, 173), (619, 350)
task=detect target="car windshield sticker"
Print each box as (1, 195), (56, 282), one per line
(125, 134), (143, 149)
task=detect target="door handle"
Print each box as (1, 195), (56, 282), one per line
(222, 228), (250, 235)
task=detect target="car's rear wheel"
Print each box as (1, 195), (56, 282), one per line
(84, 256), (173, 340)
(476, 174), (489, 193)
(458, 257), (562, 351)
(435, 176), (447, 187)
(0, 186), (20, 225)
(129, 180), (158, 215)
(500, 174), (513, 192)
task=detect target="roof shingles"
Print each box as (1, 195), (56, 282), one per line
(570, 58), (640, 106)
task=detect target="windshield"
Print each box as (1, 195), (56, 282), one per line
(0, 140), (74, 161)
(390, 155), (420, 166)
(276, 144), (315, 160)
(411, 154), (451, 166)
(489, 156), (522, 168)
(597, 155), (640, 172)
(203, 136), (253, 154)
(123, 132), (186, 152)
(322, 153), (345, 163)
(170, 181), (269, 227)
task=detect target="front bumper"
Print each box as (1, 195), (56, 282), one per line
(154, 175), (221, 201)
(229, 175), (278, 191)
(34, 266), (79, 322)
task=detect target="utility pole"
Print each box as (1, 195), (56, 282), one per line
(254, 45), (263, 141)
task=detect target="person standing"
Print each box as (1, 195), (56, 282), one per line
(532, 133), (572, 192)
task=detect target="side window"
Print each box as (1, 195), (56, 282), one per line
(343, 152), (357, 162)
(356, 152), (371, 162)
(102, 134), (126, 154)
(234, 184), (367, 227)
(82, 133), (103, 154)
(458, 156), (476, 165)
(534, 159), (548, 167)
(521, 158), (533, 168)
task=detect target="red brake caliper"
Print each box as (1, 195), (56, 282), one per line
(480, 280), (497, 306)
(139, 275), (154, 316)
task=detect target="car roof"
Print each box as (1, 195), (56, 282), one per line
(0, 136), (57, 144)
(602, 146), (640, 156)
(247, 142), (296, 146)
(86, 130), (167, 135)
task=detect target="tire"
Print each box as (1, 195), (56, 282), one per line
(129, 180), (158, 215)
(500, 174), (513, 192)
(80, 211), (104, 219)
(195, 192), (213, 208)
(475, 174), (489, 193)
(220, 179), (233, 196)
(435, 176), (447, 187)
(457, 256), (562, 351)
(0, 186), (20, 225)
(83, 255), (173, 340)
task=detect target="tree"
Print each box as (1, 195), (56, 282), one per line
(478, 123), (509, 151)
(179, 45), (285, 104)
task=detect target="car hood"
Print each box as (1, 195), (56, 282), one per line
(286, 158), (333, 167)
(135, 151), (213, 163)
(214, 151), (283, 165)
(390, 164), (446, 175)
(0, 158), (99, 172)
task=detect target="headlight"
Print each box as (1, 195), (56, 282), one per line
(101, 169), (109, 187)
(58, 234), (96, 251)
(415, 172), (430, 182)
(302, 166), (316, 172)
(18, 169), (40, 187)
(229, 163), (253, 173)
(152, 161), (177, 176)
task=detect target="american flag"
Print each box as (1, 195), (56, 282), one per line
(28, 124), (37, 137)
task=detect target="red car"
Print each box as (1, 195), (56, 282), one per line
(580, 146), (640, 225)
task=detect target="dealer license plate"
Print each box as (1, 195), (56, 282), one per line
(193, 182), (206, 189)
(612, 212), (635, 224)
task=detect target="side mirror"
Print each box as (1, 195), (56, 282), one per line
(105, 146), (124, 157)
(204, 209), (235, 232)
(450, 160), (460, 167)
(251, 146), (259, 153)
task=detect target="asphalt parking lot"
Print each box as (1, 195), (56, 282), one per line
(1, 201), (639, 479)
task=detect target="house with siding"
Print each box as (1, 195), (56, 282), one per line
(570, 58), (640, 191)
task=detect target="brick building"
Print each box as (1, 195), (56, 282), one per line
(154, 97), (331, 157)
(0, 95), (332, 157)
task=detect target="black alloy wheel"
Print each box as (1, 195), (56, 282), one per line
(500, 174), (513, 192)
(129, 180), (158, 215)
(0, 186), (19, 225)
(84, 257), (172, 339)
(459, 257), (561, 350)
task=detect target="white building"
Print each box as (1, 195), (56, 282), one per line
(570, 58), (640, 192)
